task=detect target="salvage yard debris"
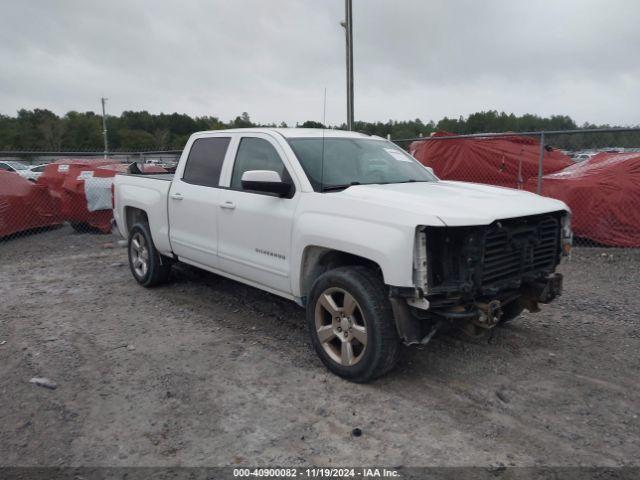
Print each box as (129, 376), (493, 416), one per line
(29, 377), (58, 390)
(535, 152), (640, 247)
(409, 131), (572, 189)
(0, 159), (167, 239)
(39, 160), (160, 233)
(0, 170), (60, 237)
(410, 132), (640, 246)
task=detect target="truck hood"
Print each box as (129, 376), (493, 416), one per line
(339, 180), (569, 226)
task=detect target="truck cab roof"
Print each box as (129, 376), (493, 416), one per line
(191, 127), (380, 139)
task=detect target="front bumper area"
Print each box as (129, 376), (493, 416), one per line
(536, 272), (563, 303)
(390, 273), (564, 345)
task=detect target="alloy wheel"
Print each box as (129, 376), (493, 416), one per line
(130, 232), (149, 278)
(314, 287), (368, 366)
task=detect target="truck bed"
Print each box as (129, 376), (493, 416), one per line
(116, 173), (175, 181)
(113, 173), (175, 255)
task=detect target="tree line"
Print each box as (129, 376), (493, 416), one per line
(0, 108), (638, 152)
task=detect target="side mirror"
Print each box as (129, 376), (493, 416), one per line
(424, 166), (435, 176)
(241, 170), (292, 197)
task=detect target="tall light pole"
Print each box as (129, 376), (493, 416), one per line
(101, 97), (109, 159)
(341, 0), (354, 131)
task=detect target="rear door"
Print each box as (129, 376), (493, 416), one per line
(168, 135), (232, 268)
(217, 134), (300, 294)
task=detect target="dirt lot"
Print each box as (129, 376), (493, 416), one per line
(1, 226), (639, 467)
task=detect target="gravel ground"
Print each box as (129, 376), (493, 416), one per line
(1, 225), (639, 467)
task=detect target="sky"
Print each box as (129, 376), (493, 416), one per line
(1, 0), (639, 126)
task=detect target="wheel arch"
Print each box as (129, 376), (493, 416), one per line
(124, 206), (149, 234)
(299, 246), (383, 303)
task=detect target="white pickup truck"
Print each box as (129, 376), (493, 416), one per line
(114, 128), (572, 382)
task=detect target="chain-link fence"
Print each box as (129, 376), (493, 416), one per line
(1, 129), (640, 250)
(392, 128), (640, 248)
(0, 151), (180, 239)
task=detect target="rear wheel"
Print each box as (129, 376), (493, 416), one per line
(306, 266), (400, 382)
(128, 223), (171, 287)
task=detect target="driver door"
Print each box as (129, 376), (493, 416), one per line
(217, 134), (299, 294)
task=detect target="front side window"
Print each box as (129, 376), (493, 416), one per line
(287, 137), (437, 191)
(182, 137), (231, 187)
(231, 137), (288, 190)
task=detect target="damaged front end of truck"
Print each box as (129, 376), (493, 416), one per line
(392, 211), (572, 344)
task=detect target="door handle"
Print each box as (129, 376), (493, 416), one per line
(220, 201), (236, 210)
(170, 193), (183, 200)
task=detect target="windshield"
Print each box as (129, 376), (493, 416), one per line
(6, 161), (28, 170)
(287, 137), (437, 191)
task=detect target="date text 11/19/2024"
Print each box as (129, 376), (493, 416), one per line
(232, 467), (400, 478)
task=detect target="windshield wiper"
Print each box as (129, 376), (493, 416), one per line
(321, 181), (361, 192)
(321, 179), (430, 191)
(376, 179), (428, 185)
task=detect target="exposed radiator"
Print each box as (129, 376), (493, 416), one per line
(481, 216), (560, 286)
(425, 212), (563, 296)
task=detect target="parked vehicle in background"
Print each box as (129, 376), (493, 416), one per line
(21, 164), (47, 182)
(0, 160), (30, 175)
(572, 152), (596, 162)
(145, 158), (177, 169)
(114, 128), (572, 382)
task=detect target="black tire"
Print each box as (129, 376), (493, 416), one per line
(306, 266), (400, 382)
(500, 299), (525, 324)
(70, 222), (104, 234)
(127, 223), (171, 287)
(70, 222), (90, 233)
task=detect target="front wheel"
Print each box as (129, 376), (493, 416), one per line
(127, 223), (171, 287)
(306, 266), (400, 382)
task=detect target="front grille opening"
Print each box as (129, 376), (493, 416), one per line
(425, 225), (481, 291)
(426, 212), (563, 295)
(482, 216), (560, 285)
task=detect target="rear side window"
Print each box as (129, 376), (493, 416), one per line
(182, 137), (231, 187)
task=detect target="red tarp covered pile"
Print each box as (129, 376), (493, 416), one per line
(409, 132), (639, 246)
(0, 170), (61, 237)
(38, 159), (115, 232)
(535, 152), (640, 247)
(38, 160), (166, 233)
(409, 131), (573, 189)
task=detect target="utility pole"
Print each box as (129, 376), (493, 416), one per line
(101, 97), (109, 159)
(341, 0), (354, 131)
